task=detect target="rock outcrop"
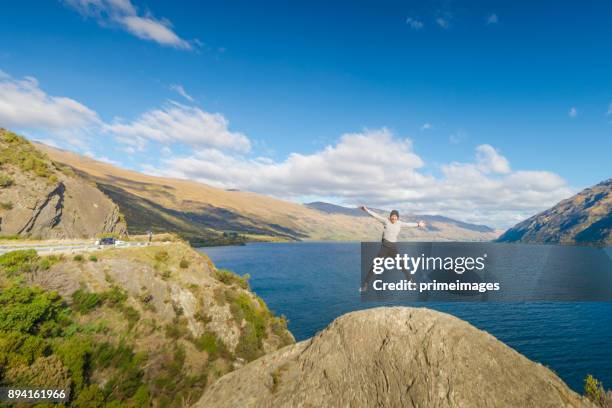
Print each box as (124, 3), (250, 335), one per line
(0, 129), (127, 238)
(196, 307), (593, 408)
(497, 179), (611, 246)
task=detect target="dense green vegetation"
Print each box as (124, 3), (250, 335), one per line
(0, 246), (294, 407)
(0, 251), (151, 406)
(0, 251), (209, 406)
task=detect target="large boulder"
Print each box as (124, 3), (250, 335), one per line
(196, 307), (593, 408)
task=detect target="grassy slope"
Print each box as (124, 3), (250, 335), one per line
(0, 240), (293, 407)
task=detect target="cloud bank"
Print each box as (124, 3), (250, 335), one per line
(147, 128), (573, 227)
(0, 70), (574, 228)
(0, 71), (99, 134)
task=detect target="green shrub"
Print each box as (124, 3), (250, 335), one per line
(73, 254), (84, 262)
(192, 331), (229, 360)
(214, 269), (250, 289)
(4, 354), (71, 390)
(0, 172), (13, 188)
(88, 255), (98, 262)
(154, 250), (169, 263)
(194, 310), (212, 324)
(227, 291), (271, 361)
(0, 332), (49, 364)
(38, 255), (61, 271)
(0, 285), (64, 334)
(0, 249), (39, 276)
(585, 374), (606, 405)
(164, 320), (187, 339)
(102, 286), (128, 306)
(72, 384), (105, 408)
(271, 315), (293, 346)
(98, 344), (146, 401)
(179, 259), (189, 269)
(71, 289), (103, 314)
(0, 201), (13, 210)
(121, 306), (140, 328)
(53, 336), (92, 391)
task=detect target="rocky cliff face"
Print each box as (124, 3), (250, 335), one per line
(0, 129), (126, 238)
(196, 307), (593, 408)
(497, 179), (611, 246)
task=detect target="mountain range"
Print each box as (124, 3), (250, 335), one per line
(498, 179), (611, 246)
(32, 140), (499, 244)
(4, 129), (609, 247)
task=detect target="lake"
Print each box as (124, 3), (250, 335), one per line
(199, 241), (612, 393)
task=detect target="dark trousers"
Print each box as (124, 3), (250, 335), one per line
(362, 239), (412, 288)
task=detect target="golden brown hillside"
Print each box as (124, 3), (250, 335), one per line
(36, 142), (499, 244)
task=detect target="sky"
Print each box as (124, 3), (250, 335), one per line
(0, 0), (610, 228)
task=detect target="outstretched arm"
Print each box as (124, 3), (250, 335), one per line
(400, 220), (426, 229)
(360, 205), (386, 224)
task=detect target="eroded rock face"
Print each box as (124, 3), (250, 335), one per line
(196, 307), (594, 408)
(0, 129), (127, 238)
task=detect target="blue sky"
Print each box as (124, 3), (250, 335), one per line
(0, 0), (610, 227)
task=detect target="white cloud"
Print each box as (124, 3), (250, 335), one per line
(0, 71), (99, 132)
(63, 0), (194, 50)
(170, 84), (194, 102)
(0, 68), (574, 228)
(33, 138), (59, 148)
(486, 14), (498, 24)
(147, 128), (572, 228)
(435, 17), (450, 29)
(84, 150), (120, 165)
(569, 107), (577, 118)
(606, 102), (612, 116)
(406, 17), (424, 30)
(106, 102), (251, 152)
(420, 123), (433, 131)
(475, 144), (510, 174)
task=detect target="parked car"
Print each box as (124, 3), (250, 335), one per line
(114, 240), (126, 246)
(97, 237), (115, 246)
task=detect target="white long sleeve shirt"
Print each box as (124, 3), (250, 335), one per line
(364, 208), (418, 242)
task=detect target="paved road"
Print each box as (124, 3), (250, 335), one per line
(0, 241), (153, 255)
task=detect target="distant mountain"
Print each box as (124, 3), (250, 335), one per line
(0, 129), (126, 239)
(36, 141), (499, 244)
(306, 202), (496, 233)
(306, 202), (367, 217)
(497, 179), (611, 246)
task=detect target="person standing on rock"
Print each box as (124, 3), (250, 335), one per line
(359, 205), (426, 292)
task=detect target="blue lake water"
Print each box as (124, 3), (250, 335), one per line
(199, 241), (612, 393)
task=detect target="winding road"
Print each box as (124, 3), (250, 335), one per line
(0, 241), (153, 255)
